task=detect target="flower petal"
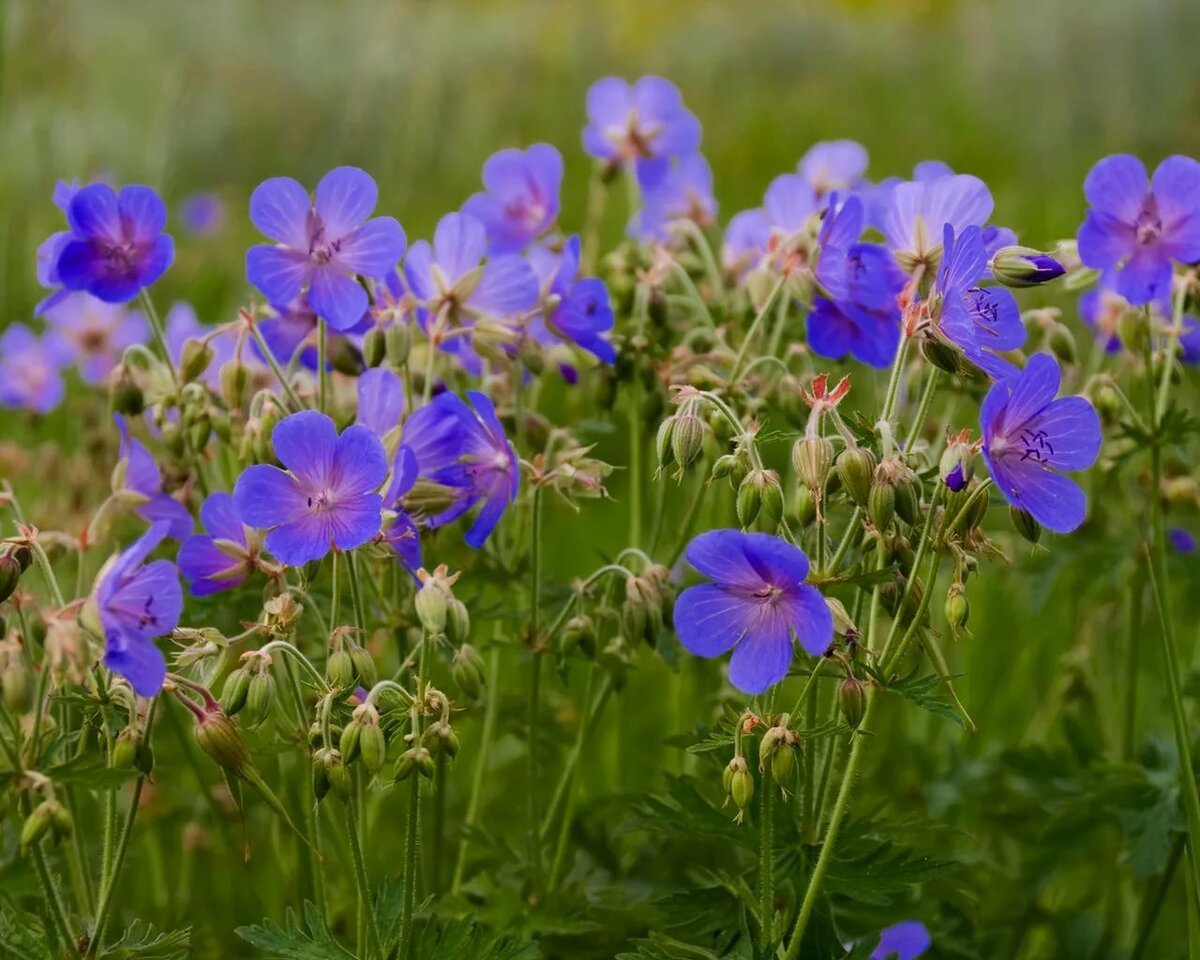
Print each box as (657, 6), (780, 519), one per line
(988, 454), (1088, 534)
(328, 493), (384, 552)
(727, 618), (793, 694)
(1084, 154), (1149, 223)
(199, 491), (246, 544)
(265, 513), (334, 566)
(674, 583), (750, 657)
(272, 410), (338, 487)
(234, 464), (308, 529)
(308, 265), (368, 332)
(783, 583), (834, 656)
(249, 177), (312, 247)
(356, 366), (406, 437)
(337, 217), (407, 277)
(332, 424), (389, 498)
(433, 212), (487, 284)
(685, 529), (764, 590)
(315, 166), (378, 238)
(740, 532), (811, 586)
(104, 634), (167, 697)
(469, 256), (539, 317)
(246, 245), (310, 305)
(1023, 395), (1102, 471)
(68, 184), (122, 241)
(117, 185), (167, 243)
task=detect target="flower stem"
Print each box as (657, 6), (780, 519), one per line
(452, 640), (502, 893)
(879, 335), (910, 424)
(397, 633), (430, 960)
(759, 761), (775, 947)
(903, 367), (940, 451)
(527, 486), (545, 894)
(248, 323), (304, 411)
(729, 276), (786, 385)
(30, 832), (82, 960)
(138, 289), (179, 389)
(345, 799), (383, 960)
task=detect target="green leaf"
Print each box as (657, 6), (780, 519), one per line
(882, 670), (967, 730)
(0, 908), (50, 960)
(43, 754), (140, 789)
(99, 920), (191, 959)
(236, 902), (356, 960)
(410, 915), (540, 960)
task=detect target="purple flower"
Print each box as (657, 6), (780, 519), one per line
(1077, 154), (1200, 306)
(254, 296), (370, 372)
(381, 445), (422, 576)
(809, 194), (906, 368)
(528, 236), (616, 364)
(871, 920), (931, 960)
(178, 493), (260, 596)
(93, 521), (182, 696)
(54, 183), (174, 303)
(1170, 527), (1198, 554)
(722, 209), (771, 277)
(357, 366), (406, 437)
(43, 293), (149, 385)
(115, 415), (194, 540)
(233, 411), (387, 566)
(35, 180), (85, 316)
(935, 224), (1025, 378)
(1181, 313), (1200, 364)
(881, 173), (993, 271)
(179, 192), (226, 236)
(403, 391), (519, 548)
(630, 153), (717, 243)
(798, 140), (868, 196)
(674, 530), (833, 694)
(0, 324), (71, 414)
(403, 212), (539, 374)
(980, 354), (1102, 533)
(246, 167), (407, 332)
(582, 76), (701, 183)
(765, 173), (822, 237)
(461, 145), (563, 254)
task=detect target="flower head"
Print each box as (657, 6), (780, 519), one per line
(356, 366), (406, 438)
(54, 183), (175, 303)
(798, 140), (868, 196)
(528, 236), (616, 364)
(462, 144), (563, 254)
(871, 920), (931, 960)
(178, 493), (261, 595)
(881, 173), (993, 273)
(114, 415), (194, 540)
(674, 530), (833, 693)
(246, 166), (407, 331)
(254, 296), (371, 372)
(403, 391), (519, 548)
(92, 521), (183, 696)
(0, 324), (71, 414)
(582, 76), (701, 182)
(1077, 154), (1200, 305)
(179, 192), (226, 236)
(233, 411), (387, 565)
(44, 292), (149, 385)
(630, 153), (717, 243)
(980, 354), (1102, 533)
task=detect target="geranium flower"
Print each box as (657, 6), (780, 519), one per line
(582, 76), (701, 183)
(980, 354), (1102, 533)
(178, 493), (262, 596)
(43, 292), (148, 385)
(881, 173), (993, 273)
(630, 153), (717, 243)
(115, 416), (194, 540)
(0, 324), (71, 413)
(798, 139), (868, 196)
(674, 529), (833, 694)
(871, 920), (930, 960)
(527, 235), (616, 364)
(462, 144), (563, 254)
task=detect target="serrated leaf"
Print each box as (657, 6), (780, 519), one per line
(100, 920), (191, 959)
(883, 670), (967, 730)
(410, 915), (540, 960)
(0, 908), (49, 959)
(236, 902), (356, 959)
(44, 754), (140, 789)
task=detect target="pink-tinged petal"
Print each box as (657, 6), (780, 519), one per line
(469, 256), (539, 317)
(272, 410), (338, 487)
(332, 424), (388, 498)
(727, 618), (793, 694)
(315, 166), (378, 238)
(433, 213), (488, 283)
(117, 185), (167, 243)
(308, 265), (369, 332)
(685, 529), (763, 590)
(233, 464), (308, 529)
(337, 217), (407, 277)
(68, 184), (122, 241)
(674, 584), (751, 657)
(925, 175), (993, 236)
(246, 245), (310, 305)
(249, 177), (311, 247)
(1084, 154), (1149, 223)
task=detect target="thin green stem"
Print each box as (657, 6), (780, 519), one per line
(139, 289), (179, 389)
(1122, 569), (1145, 759)
(248, 324), (304, 411)
(903, 368), (941, 451)
(30, 835), (82, 960)
(527, 486), (545, 893)
(880, 483), (945, 671)
(397, 633), (430, 960)
(826, 507), (864, 576)
(346, 551), (368, 633)
(452, 641), (502, 893)
(628, 380), (643, 549)
(759, 759), (775, 947)
(542, 675), (613, 843)
(729, 276), (786, 384)
(879, 335), (910, 424)
(345, 800), (383, 960)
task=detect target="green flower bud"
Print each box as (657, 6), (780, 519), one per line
(446, 598), (471, 646)
(838, 676), (867, 729)
(670, 412), (707, 470)
(451, 644), (485, 699)
(220, 361), (250, 411)
(835, 446), (876, 509)
(0, 555), (22, 606)
(791, 435), (833, 493)
(1010, 505), (1041, 544)
(180, 337), (215, 384)
(328, 336), (363, 377)
(921, 337), (961, 374)
(944, 582), (970, 634)
(415, 581), (449, 635)
(385, 324), (411, 367)
(737, 474), (762, 527)
(394, 746), (434, 781)
(1117, 309), (1150, 355)
(326, 650), (356, 690)
(360, 723), (387, 774)
(770, 742), (796, 786)
(655, 417), (676, 471)
(793, 485), (816, 528)
(349, 647), (378, 688)
(361, 326), (387, 368)
(312, 752), (330, 802)
(965, 483), (990, 530)
(730, 763), (755, 814)
(324, 749), (351, 799)
(111, 728), (140, 770)
(990, 246), (1065, 288)
(220, 667), (252, 716)
(196, 711), (252, 778)
(868, 480), (896, 532)
(894, 478), (920, 526)
(21, 800), (60, 852)
(340, 719), (363, 764)
(1048, 323), (1077, 365)
(110, 367), (145, 416)
(711, 453), (739, 481)
(245, 671), (276, 726)
(2, 665), (31, 714)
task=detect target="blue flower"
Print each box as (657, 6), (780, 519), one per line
(582, 76), (701, 183)
(871, 920), (931, 959)
(630, 153), (717, 243)
(381, 446), (423, 577)
(527, 236), (616, 364)
(798, 140), (868, 196)
(1170, 527), (1198, 554)
(54, 183), (175, 304)
(93, 521), (183, 696)
(721, 209), (771, 278)
(357, 366), (406, 438)
(0, 324), (71, 414)
(980, 354), (1102, 533)
(179, 192), (226, 236)
(674, 530), (833, 694)
(246, 167), (407, 332)
(934, 224), (1026, 378)
(233, 411), (387, 566)
(35, 180), (85, 316)
(881, 173), (993, 271)
(254, 295), (371, 372)
(1077, 154), (1200, 306)
(462, 144), (563, 254)
(403, 212), (539, 374)
(809, 194), (906, 368)
(178, 493), (260, 596)
(43, 293), (148, 385)
(403, 391), (519, 548)
(115, 415), (194, 540)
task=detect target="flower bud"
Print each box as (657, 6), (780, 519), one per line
(990, 246), (1065, 288)
(770, 742), (796, 786)
(2, 664), (31, 714)
(313, 748), (349, 801)
(944, 582), (970, 634)
(965, 483), (990, 530)
(727, 756), (755, 817)
(110, 367), (145, 416)
(655, 417), (676, 471)
(350, 646), (378, 688)
(826, 596), (856, 640)
(835, 446), (875, 509)
(361, 326), (387, 368)
(220, 668), (251, 716)
(446, 598), (471, 646)
(894, 477), (920, 526)
(792, 435), (833, 493)
(737, 474), (761, 527)
(394, 745), (435, 781)
(451, 644), (486, 699)
(245, 671), (275, 726)
(180, 337), (215, 384)
(111, 727), (140, 770)
(838, 676), (867, 729)
(360, 723), (387, 774)
(385, 324), (411, 367)
(1010, 505), (1042, 544)
(21, 800), (64, 852)
(0, 555), (22, 606)
(415, 581), (449, 635)
(1048, 323), (1077, 366)
(670, 412), (707, 470)
(340, 719), (363, 763)
(196, 710), (252, 778)
(921, 337), (961, 374)
(326, 649), (356, 690)
(423, 719), (459, 758)
(711, 453), (739, 481)
(220, 361), (250, 411)
(868, 480), (896, 532)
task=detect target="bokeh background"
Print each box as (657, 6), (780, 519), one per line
(3, 0), (1200, 956)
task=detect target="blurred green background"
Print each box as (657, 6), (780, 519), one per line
(3, 0), (1200, 955)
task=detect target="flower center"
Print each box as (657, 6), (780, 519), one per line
(102, 241), (140, 278)
(1135, 201), (1163, 246)
(752, 584), (784, 605)
(306, 489), (337, 513)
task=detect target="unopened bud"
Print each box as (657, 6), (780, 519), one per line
(415, 582), (449, 635)
(792, 435), (833, 492)
(220, 361), (250, 411)
(0, 556), (22, 605)
(921, 336), (961, 374)
(360, 723), (387, 774)
(446, 598), (471, 646)
(945, 582), (970, 634)
(196, 710), (252, 777)
(990, 246), (1065, 288)
(349, 646), (378, 689)
(711, 453), (739, 481)
(451, 644), (486, 699)
(326, 650), (356, 690)
(245, 671), (275, 726)
(894, 478), (920, 526)
(361, 326), (387, 368)
(385, 324), (411, 367)
(835, 446), (875, 508)
(340, 719), (363, 764)
(220, 668), (251, 716)
(868, 480), (896, 531)
(1010, 505), (1042, 544)
(838, 676), (867, 729)
(670, 412), (707, 470)
(656, 418), (676, 471)
(111, 727), (140, 770)
(110, 368), (145, 416)
(180, 338), (215, 383)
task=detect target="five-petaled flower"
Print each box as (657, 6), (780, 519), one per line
(246, 166), (407, 332)
(582, 76), (701, 184)
(980, 354), (1102, 533)
(233, 410), (388, 566)
(0, 324), (71, 414)
(1077, 154), (1200, 306)
(90, 520), (183, 696)
(178, 492), (263, 596)
(674, 530), (833, 694)
(462, 144), (563, 254)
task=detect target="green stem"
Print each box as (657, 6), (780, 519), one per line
(346, 551), (367, 633)
(903, 368), (940, 451)
(138, 289), (179, 389)
(826, 507), (864, 576)
(527, 487), (545, 893)
(248, 324), (304, 411)
(729, 276), (786, 384)
(880, 482), (945, 671)
(452, 641), (502, 893)
(628, 380), (643, 549)
(759, 762), (775, 947)
(1122, 569), (1145, 759)
(397, 633), (430, 960)
(345, 800), (383, 960)
(30, 834), (82, 960)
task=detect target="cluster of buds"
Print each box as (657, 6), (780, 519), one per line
(312, 745), (350, 801)
(221, 651), (277, 727)
(414, 565), (469, 642)
(325, 633), (378, 691)
(723, 754), (755, 822)
(340, 701), (388, 775)
(759, 717), (800, 788)
(868, 457), (921, 533)
(737, 468), (784, 530)
(621, 564), (674, 645)
(560, 613), (598, 659)
(240, 392), (286, 464)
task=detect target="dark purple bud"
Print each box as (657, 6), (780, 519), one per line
(991, 245), (1066, 288)
(943, 462), (967, 492)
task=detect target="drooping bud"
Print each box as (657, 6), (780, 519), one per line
(109, 367), (145, 416)
(414, 566), (461, 636)
(0, 555), (22, 605)
(835, 446), (875, 509)
(325, 649), (356, 690)
(711, 453), (739, 482)
(245, 671), (276, 727)
(340, 718), (363, 764)
(990, 246), (1066, 288)
(20, 800), (65, 852)
(670, 410), (707, 470)
(726, 755), (755, 819)
(385, 324), (411, 367)
(838, 676), (867, 729)
(394, 745), (435, 781)
(868, 480), (896, 532)
(220, 668), (252, 716)
(739, 469), (783, 529)
(179, 338), (215, 384)
(656, 417), (676, 472)
(1047, 322), (1077, 365)
(111, 727), (140, 770)
(894, 477), (920, 526)
(921, 335), (961, 374)
(446, 598), (471, 646)
(195, 710), (253, 778)
(939, 439), (974, 494)
(791, 435), (833, 493)
(1010, 505), (1042, 544)
(451, 644), (485, 699)
(944, 582), (970, 635)
(349, 646), (378, 688)
(220, 360), (250, 411)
